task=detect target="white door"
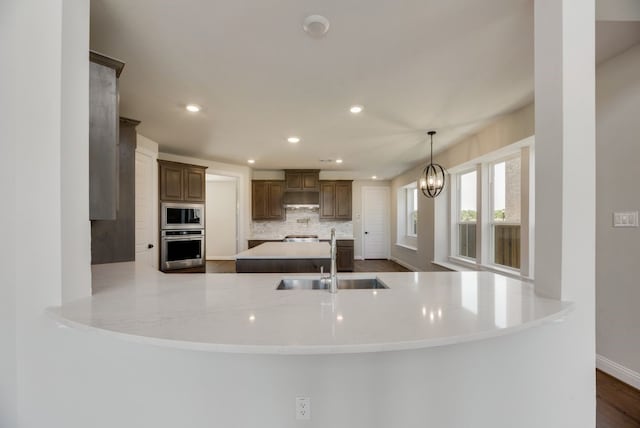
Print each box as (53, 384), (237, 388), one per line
(362, 187), (390, 259)
(135, 148), (157, 267)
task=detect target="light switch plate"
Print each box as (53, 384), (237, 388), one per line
(613, 211), (639, 227)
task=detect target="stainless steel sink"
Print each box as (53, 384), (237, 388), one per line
(276, 278), (389, 290)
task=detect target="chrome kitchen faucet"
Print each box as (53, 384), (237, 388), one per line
(329, 228), (338, 293)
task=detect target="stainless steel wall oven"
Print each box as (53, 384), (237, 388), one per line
(161, 229), (205, 271)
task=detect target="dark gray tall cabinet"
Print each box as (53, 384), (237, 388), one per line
(91, 118), (140, 264)
(89, 51), (140, 264)
(89, 51), (123, 220)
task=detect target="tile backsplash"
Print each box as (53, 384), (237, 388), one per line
(251, 208), (353, 238)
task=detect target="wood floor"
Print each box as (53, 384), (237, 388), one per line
(206, 260), (236, 273)
(206, 259), (412, 273)
(597, 370), (640, 427)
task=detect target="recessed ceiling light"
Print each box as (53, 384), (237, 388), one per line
(350, 105), (363, 114)
(336, 159), (343, 164)
(303, 15), (330, 38)
(372, 175), (377, 180)
(287, 136), (301, 144)
(185, 104), (201, 113)
(248, 159), (255, 164)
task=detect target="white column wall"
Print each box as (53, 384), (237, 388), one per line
(14, 1), (65, 425)
(61, 0), (92, 302)
(534, 0), (596, 426)
(0, 0), (91, 425)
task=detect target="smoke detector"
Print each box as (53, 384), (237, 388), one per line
(303, 15), (330, 38)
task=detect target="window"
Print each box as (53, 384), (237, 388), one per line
(396, 182), (418, 249)
(491, 157), (521, 269)
(407, 186), (418, 237)
(457, 170), (477, 259)
(445, 142), (533, 278)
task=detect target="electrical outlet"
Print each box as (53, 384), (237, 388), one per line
(295, 397), (311, 420)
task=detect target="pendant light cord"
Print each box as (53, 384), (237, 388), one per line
(430, 133), (433, 164)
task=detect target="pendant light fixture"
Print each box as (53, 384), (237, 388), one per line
(419, 131), (446, 198)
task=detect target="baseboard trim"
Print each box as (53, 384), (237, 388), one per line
(596, 354), (640, 390)
(206, 256), (236, 261)
(389, 257), (420, 272)
(355, 255), (364, 261)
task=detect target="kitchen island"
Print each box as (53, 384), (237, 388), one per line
(46, 262), (578, 427)
(235, 241), (331, 273)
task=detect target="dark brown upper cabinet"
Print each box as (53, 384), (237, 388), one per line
(89, 51), (124, 220)
(184, 166), (206, 201)
(319, 180), (353, 220)
(252, 180), (285, 220)
(285, 170), (320, 192)
(159, 160), (207, 202)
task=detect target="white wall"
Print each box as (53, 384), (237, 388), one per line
(0, 2), (19, 424)
(390, 166), (437, 271)
(0, 317), (593, 428)
(206, 179), (237, 258)
(595, 42), (640, 383)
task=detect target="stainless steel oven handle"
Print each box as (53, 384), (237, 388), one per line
(163, 237), (204, 242)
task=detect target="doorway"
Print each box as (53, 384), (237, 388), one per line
(205, 174), (238, 259)
(362, 186), (390, 259)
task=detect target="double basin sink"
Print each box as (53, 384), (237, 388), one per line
(277, 277), (389, 290)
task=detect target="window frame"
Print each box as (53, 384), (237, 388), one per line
(453, 168), (479, 261)
(406, 186), (418, 238)
(445, 142), (534, 280)
(488, 153), (522, 272)
(395, 182), (419, 250)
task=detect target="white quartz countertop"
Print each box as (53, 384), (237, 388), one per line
(48, 262), (573, 355)
(236, 242), (331, 259)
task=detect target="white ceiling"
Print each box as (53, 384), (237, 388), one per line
(90, 1), (640, 179)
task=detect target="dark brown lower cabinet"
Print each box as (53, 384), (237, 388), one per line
(336, 240), (354, 271)
(320, 239), (354, 272)
(236, 258), (330, 274)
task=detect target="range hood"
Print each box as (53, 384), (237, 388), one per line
(283, 191), (319, 209)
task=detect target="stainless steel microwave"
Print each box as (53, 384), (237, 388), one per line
(161, 202), (205, 230)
